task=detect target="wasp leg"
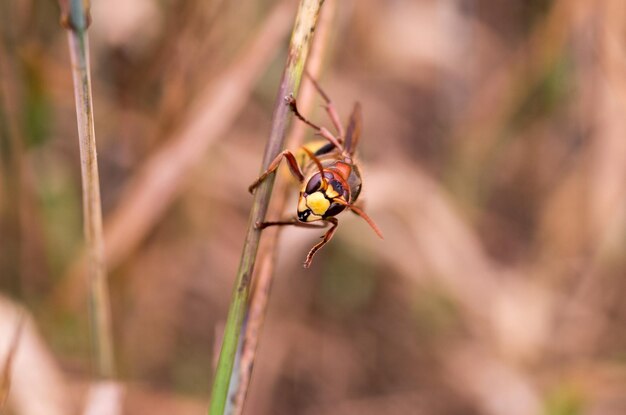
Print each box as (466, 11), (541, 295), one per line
(248, 150), (305, 194)
(285, 95), (344, 152)
(304, 217), (339, 268)
(255, 219), (327, 229)
(305, 73), (345, 139)
(255, 218), (337, 268)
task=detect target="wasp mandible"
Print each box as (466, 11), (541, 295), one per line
(249, 77), (383, 268)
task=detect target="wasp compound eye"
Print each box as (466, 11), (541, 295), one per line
(324, 202), (346, 218)
(305, 173), (322, 194)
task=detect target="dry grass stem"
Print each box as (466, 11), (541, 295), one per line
(225, 2), (336, 414)
(55, 0), (296, 311)
(59, 0), (115, 387)
(209, 1), (324, 414)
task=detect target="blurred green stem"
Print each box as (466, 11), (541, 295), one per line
(208, 1), (324, 414)
(60, 0), (115, 379)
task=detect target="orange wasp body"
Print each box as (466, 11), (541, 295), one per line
(249, 79), (382, 267)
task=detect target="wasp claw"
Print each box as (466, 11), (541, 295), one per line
(254, 221), (263, 230)
(284, 94), (295, 105)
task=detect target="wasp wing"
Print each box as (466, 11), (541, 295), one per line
(344, 102), (362, 156)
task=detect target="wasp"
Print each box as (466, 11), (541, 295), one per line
(249, 78), (383, 268)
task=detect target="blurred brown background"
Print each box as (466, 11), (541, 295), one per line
(2, 0), (626, 414)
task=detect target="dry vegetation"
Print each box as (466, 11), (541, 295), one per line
(2, 0), (626, 414)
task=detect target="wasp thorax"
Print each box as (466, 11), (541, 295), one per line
(297, 172), (349, 222)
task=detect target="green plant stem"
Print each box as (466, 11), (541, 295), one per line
(208, 1), (324, 413)
(224, 2), (336, 413)
(60, 0), (115, 379)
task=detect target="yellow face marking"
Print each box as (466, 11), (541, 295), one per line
(325, 187), (339, 199)
(306, 213), (322, 222)
(306, 192), (330, 216)
(298, 196), (308, 213)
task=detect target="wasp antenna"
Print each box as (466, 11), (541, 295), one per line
(348, 204), (383, 239)
(301, 147), (328, 187)
(305, 72), (332, 103)
(332, 200), (383, 239)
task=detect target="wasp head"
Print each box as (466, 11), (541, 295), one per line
(297, 171), (350, 222)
